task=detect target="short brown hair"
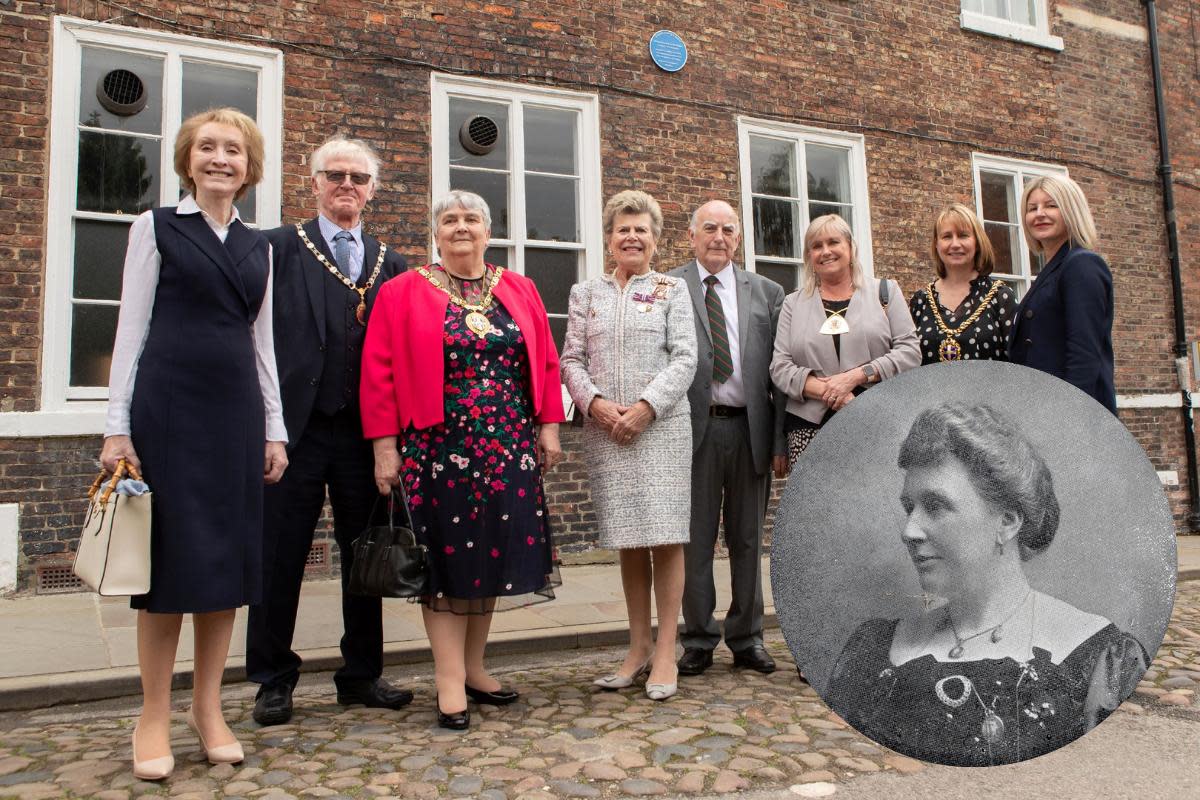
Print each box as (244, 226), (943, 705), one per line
(603, 190), (663, 240)
(930, 203), (996, 278)
(173, 107), (265, 201)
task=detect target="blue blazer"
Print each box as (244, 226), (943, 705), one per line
(1008, 243), (1116, 414)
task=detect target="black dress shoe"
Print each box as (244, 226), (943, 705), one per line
(732, 645), (777, 674)
(677, 647), (714, 676)
(336, 678), (415, 709)
(253, 682), (294, 726)
(436, 698), (471, 730)
(465, 684), (519, 705)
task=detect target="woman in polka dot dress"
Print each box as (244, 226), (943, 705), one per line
(908, 204), (1017, 365)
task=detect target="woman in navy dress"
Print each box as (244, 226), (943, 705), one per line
(362, 190), (565, 731)
(1007, 175), (1116, 413)
(99, 108), (288, 780)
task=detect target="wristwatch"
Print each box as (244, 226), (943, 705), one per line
(862, 364), (877, 383)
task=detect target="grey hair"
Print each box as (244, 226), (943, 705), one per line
(309, 135), (381, 181)
(689, 200), (740, 233)
(898, 402), (1060, 561)
(432, 189), (492, 229)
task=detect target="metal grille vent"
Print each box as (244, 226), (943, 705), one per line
(305, 540), (330, 570)
(36, 562), (85, 594)
(459, 115), (500, 155)
(97, 69), (148, 116)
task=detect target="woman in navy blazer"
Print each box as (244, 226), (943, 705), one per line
(1008, 175), (1116, 414)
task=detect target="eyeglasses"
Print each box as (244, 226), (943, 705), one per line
(318, 170), (372, 186)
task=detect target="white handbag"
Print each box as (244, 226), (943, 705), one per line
(73, 459), (152, 596)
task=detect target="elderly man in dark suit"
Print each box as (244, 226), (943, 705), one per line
(246, 136), (409, 725)
(669, 200), (787, 676)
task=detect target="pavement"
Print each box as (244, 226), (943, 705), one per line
(0, 572), (1196, 798)
(1, 538), (1199, 713)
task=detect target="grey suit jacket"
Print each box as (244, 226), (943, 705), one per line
(770, 278), (920, 425)
(668, 261), (786, 475)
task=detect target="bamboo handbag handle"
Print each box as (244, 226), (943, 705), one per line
(88, 458), (143, 507)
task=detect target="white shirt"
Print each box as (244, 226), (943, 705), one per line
(701, 261), (746, 407)
(104, 195), (287, 442)
(317, 214), (364, 281)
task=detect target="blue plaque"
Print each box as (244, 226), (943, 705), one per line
(649, 30), (688, 73)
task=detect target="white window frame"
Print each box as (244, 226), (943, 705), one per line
(430, 74), (603, 281)
(38, 16), (283, 429)
(960, 0), (1064, 51)
(971, 153), (1069, 297)
(737, 117), (874, 291)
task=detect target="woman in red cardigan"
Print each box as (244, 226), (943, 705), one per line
(361, 190), (565, 730)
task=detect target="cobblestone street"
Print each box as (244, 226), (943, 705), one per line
(1, 580), (1198, 800)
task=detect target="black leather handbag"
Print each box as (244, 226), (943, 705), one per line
(348, 488), (429, 598)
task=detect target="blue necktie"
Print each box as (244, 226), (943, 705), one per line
(333, 230), (357, 281)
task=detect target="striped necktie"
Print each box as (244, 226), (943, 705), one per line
(704, 275), (732, 383)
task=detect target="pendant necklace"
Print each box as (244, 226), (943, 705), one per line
(296, 224), (386, 325)
(819, 294), (852, 335)
(416, 264), (504, 338)
(928, 279), (1003, 362)
(943, 588), (1032, 659)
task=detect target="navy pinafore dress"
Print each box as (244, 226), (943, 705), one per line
(129, 207), (270, 613)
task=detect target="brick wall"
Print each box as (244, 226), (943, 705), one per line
(1, 0), (1198, 592)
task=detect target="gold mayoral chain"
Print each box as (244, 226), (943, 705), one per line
(416, 264), (506, 339)
(295, 224), (386, 325)
(927, 280), (1003, 362)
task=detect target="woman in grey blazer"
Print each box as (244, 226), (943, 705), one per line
(561, 190), (697, 701)
(770, 214), (920, 464)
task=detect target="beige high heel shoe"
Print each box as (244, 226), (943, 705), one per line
(131, 726), (174, 781)
(186, 709), (244, 764)
(593, 658), (651, 690)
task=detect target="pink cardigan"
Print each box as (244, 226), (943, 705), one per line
(360, 268), (566, 438)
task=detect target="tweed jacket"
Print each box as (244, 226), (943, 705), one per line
(770, 278), (921, 425)
(561, 271), (697, 420)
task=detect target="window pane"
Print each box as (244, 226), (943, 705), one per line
(753, 197), (798, 259)
(525, 175), (578, 242)
(980, 0), (1006, 19)
(182, 61), (258, 119)
(79, 47), (163, 135)
(70, 303), (118, 387)
(77, 132), (160, 214)
(985, 221), (1018, 274)
(548, 315), (568, 356)
(806, 144), (851, 203)
(980, 171), (1015, 223)
(73, 219), (131, 301)
(808, 203), (852, 230)
(1030, 246), (1045, 276)
(756, 262), (797, 295)
(484, 246), (510, 267)
(524, 106), (577, 176)
(524, 248), (578, 315)
(1013, 0), (1035, 25)
(449, 97), (509, 170)
(449, 168), (509, 238)
(749, 136), (795, 197)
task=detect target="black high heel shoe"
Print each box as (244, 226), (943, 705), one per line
(465, 684), (519, 706)
(436, 697), (470, 730)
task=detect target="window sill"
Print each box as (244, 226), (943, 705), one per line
(960, 11), (1064, 52)
(0, 408), (107, 438)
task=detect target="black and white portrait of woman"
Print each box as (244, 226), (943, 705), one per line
(772, 362), (1175, 767)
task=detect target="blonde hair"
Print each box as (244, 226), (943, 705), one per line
(1020, 174), (1098, 252)
(603, 190), (663, 240)
(173, 107), (264, 201)
(931, 203), (996, 278)
(800, 214), (865, 296)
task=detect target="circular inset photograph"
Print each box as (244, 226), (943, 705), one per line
(771, 361), (1176, 767)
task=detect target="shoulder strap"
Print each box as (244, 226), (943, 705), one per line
(878, 277), (889, 310)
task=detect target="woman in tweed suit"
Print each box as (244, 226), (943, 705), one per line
(561, 190), (697, 701)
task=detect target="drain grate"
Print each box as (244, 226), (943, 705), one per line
(36, 561), (85, 594)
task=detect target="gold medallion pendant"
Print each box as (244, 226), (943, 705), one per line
(819, 313), (850, 335)
(355, 301), (367, 326)
(465, 310), (492, 338)
(938, 338), (963, 361)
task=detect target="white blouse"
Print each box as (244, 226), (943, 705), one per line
(104, 195), (287, 443)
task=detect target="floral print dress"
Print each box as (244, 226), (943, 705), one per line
(400, 266), (560, 613)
